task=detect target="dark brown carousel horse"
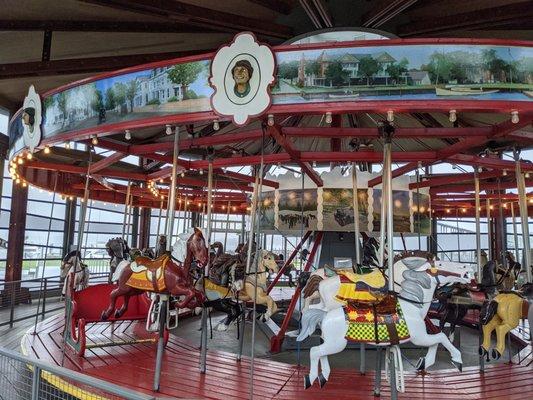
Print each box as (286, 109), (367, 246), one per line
(101, 228), (208, 320)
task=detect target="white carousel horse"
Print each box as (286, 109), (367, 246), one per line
(297, 256), (473, 390)
(61, 251), (90, 295)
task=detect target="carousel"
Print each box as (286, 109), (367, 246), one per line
(7, 30), (533, 399)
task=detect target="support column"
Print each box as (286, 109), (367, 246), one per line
(514, 150), (532, 282)
(5, 182), (28, 282)
(62, 197), (76, 255)
(138, 207), (151, 250)
(428, 215), (438, 255)
(131, 206), (139, 248)
(474, 170), (482, 281)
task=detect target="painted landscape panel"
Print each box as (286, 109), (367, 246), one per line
(278, 189), (318, 231)
(322, 188), (369, 231)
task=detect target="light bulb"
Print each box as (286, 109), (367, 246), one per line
(180, 171), (185, 178)
(17, 158), (23, 165)
(503, 203), (508, 209)
(446, 208), (450, 214)
(44, 146), (50, 154)
(267, 114), (275, 126)
(511, 111), (519, 124)
(502, 169), (507, 176)
(213, 120), (220, 131)
(125, 130), (131, 140)
(91, 135), (98, 145)
(159, 178), (163, 183)
(312, 161), (317, 168)
(489, 205), (494, 210)
(199, 169), (204, 175)
(22, 181), (27, 187)
(449, 109), (457, 123)
(526, 172), (531, 179)
(462, 208), (467, 213)
(65, 141), (71, 150)
(26, 152), (33, 160)
(69, 196), (74, 201)
(529, 198), (533, 204)
(165, 124), (172, 135)
(221, 205), (226, 210)
(232, 206), (237, 211)
(386, 110), (394, 122)
(325, 112), (332, 124)
(478, 167), (483, 173)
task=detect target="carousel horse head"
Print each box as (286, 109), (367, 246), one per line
(106, 237), (129, 261)
(172, 228), (208, 269)
(258, 249), (279, 274)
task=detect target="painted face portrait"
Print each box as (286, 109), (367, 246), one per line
(231, 59), (254, 98)
(22, 107), (36, 133)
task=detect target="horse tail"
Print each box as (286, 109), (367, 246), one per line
(303, 275), (323, 299)
(480, 299), (498, 326)
(296, 308), (326, 342)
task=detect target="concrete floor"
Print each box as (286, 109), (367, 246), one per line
(172, 311), (520, 373)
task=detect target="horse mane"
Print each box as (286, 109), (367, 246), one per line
(399, 269), (432, 308)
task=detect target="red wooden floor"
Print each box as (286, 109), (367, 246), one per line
(21, 314), (533, 399)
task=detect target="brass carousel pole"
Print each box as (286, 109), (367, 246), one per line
(474, 170), (482, 282)
(121, 181), (131, 239)
(514, 149), (531, 282)
(510, 202), (520, 262)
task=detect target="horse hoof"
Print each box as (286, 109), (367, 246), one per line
(114, 310), (122, 319)
(101, 311), (109, 321)
(215, 323), (229, 332)
(318, 373), (327, 388)
(478, 346), (485, 356)
(451, 360), (462, 372)
(416, 357), (425, 371)
(304, 375), (312, 390)
(492, 349), (501, 360)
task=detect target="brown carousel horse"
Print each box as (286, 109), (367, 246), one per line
(101, 228), (208, 320)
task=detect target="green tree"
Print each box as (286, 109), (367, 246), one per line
(305, 60), (321, 76)
(325, 61), (349, 86)
(358, 56), (379, 86)
(125, 80), (138, 112)
(105, 87), (116, 110)
(43, 96), (55, 109)
(57, 92), (67, 126)
(91, 90), (104, 113)
(424, 52), (453, 84)
(278, 61), (299, 84)
(167, 62), (204, 100)
(113, 82), (127, 114)
(385, 57), (409, 84)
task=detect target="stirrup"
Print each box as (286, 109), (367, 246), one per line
(167, 302), (179, 330)
(146, 296), (161, 332)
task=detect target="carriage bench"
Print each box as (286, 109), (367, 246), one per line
(64, 273), (161, 357)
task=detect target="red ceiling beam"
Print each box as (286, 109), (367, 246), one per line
(447, 154), (533, 172)
(301, 151), (436, 163)
(88, 152), (127, 174)
(26, 160), (147, 181)
(430, 179), (533, 195)
(369, 161), (424, 187)
(268, 125), (324, 187)
(409, 170), (503, 190)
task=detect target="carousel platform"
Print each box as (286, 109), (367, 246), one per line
(20, 313), (533, 399)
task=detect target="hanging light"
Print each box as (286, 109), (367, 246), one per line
(446, 208), (451, 214)
(267, 114), (275, 126)
(529, 198), (533, 204)
(213, 120), (220, 131)
(312, 161), (317, 168)
(69, 195), (74, 201)
(180, 171), (185, 178)
(125, 130), (131, 140)
(22, 181), (27, 188)
(511, 110), (519, 124)
(65, 141), (71, 150)
(199, 169), (204, 175)
(165, 124), (172, 135)
(502, 169), (507, 176)
(26, 152), (33, 160)
(449, 109), (457, 123)
(91, 135), (98, 145)
(525, 172), (531, 178)
(477, 166), (483, 173)
(489, 205), (494, 210)
(503, 203), (508, 209)
(325, 112), (332, 124)
(462, 208), (467, 213)
(44, 146), (50, 154)
(232, 206), (237, 211)
(386, 110), (394, 122)
(17, 158), (23, 165)
(221, 205), (226, 210)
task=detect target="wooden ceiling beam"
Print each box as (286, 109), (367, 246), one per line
(81, 0), (293, 39)
(0, 19), (217, 33)
(0, 49), (211, 79)
(362, 0), (419, 28)
(397, 1), (533, 37)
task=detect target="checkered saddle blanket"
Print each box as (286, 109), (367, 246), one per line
(343, 294), (410, 345)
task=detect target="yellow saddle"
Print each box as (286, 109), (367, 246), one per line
(336, 269), (387, 304)
(126, 255), (170, 292)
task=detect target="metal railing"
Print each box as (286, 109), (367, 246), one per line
(0, 346), (157, 400)
(0, 273), (109, 328)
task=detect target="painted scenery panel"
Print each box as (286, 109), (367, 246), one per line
(42, 61), (213, 138)
(322, 188), (369, 231)
(413, 192), (431, 235)
(278, 189), (318, 231)
(272, 45), (533, 104)
(372, 189), (411, 233)
(259, 191), (275, 230)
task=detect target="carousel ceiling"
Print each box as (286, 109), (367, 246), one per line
(1, 0), (533, 113)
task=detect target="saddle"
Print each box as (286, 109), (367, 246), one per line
(335, 269), (388, 304)
(135, 254), (170, 272)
